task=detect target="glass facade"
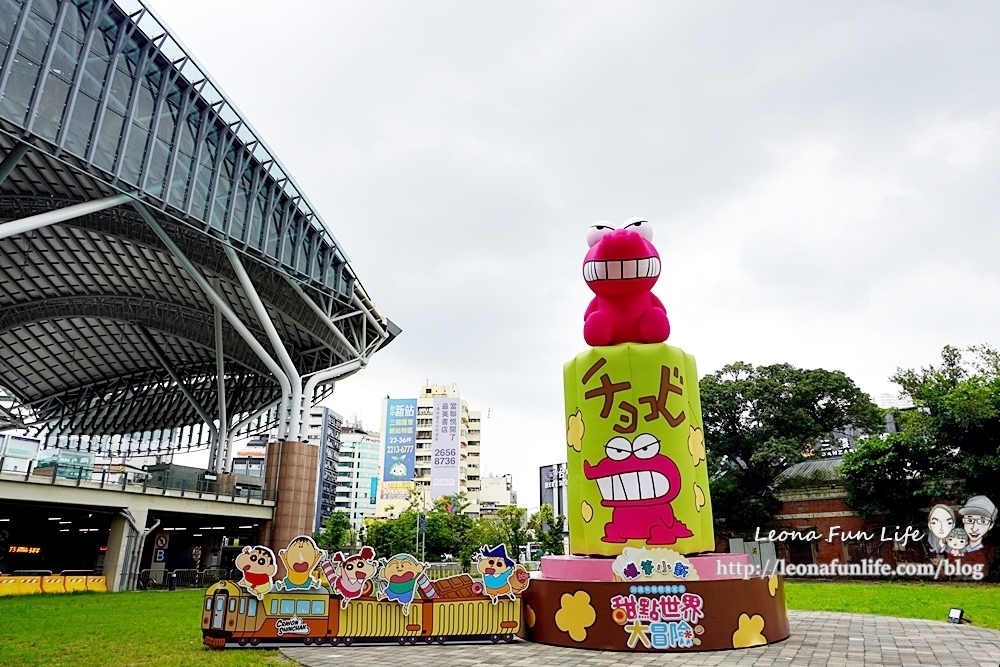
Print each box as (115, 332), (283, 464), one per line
(0, 0), (351, 299)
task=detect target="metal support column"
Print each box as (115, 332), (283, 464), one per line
(224, 246), (302, 440)
(213, 305), (230, 473)
(132, 202), (293, 441)
(0, 192), (135, 241)
(135, 325), (219, 443)
(0, 142), (29, 185)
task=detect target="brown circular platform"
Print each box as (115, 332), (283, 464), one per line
(519, 575), (789, 651)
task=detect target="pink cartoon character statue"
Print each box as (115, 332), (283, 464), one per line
(584, 433), (692, 544)
(583, 218), (670, 346)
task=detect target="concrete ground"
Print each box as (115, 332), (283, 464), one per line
(282, 610), (1000, 667)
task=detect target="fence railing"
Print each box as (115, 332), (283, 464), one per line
(137, 567), (239, 590)
(0, 459), (276, 504)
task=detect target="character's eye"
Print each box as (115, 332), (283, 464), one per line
(586, 222), (614, 248)
(623, 217), (653, 242)
(605, 437), (632, 461)
(632, 433), (660, 460)
(250, 555), (258, 563)
(346, 563), (354, 570)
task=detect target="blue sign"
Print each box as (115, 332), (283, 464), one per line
(369, 476), (379, 498)
(382, 398), (417, 482)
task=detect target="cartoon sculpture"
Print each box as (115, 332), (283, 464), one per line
(329, 546), (377, 608)
(377, 554), (424, 615)
(583, 218), (670, 346)
(475, 545), (531, 602)
(565, 220), (714, 556)
(276, 535), (325, 591)
(513, 219), (789, 652)
(234, 545), (277, 600)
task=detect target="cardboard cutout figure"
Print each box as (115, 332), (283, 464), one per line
(376, 553), (424, 616)
(276, 535), (325, 591)
(329, 546), (377, 608)
(475, 544), (530, 602)
(235, 545), (277, 600)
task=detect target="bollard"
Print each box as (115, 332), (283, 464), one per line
(168, 571), (177, 591)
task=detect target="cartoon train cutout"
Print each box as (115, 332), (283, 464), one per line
(202, 539), (530, 648)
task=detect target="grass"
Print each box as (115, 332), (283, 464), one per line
(1, 582), (998, 665)
(785, 580), (1000, 630)
(0, 589), (288, 667)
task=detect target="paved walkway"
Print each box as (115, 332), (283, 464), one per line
(282, 611), (1000, 667)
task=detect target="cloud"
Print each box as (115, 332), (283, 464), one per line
(153, 0), (1000, 508)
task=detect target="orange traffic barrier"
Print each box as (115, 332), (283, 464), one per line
(64, 575), (89, 592)
(15, 575), (43, 595)
(0, 576), (18, 596)
(42, 575), (67, 593)
(85, 576), (107, 592)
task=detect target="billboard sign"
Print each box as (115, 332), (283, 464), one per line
(540, 462), (568, 518)
(430, 397), (460, 499)
(378, 480), (415, 500)
(382, 398), (417, 482)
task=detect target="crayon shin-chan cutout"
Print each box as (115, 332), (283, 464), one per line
(204, 537), (530, 648)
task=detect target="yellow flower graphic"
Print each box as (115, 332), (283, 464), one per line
(768, 575), (778, 597)
(694, 483), (706, 511)
(732, 613), (767, 648)
(554, 591), (597, 642)
(581, 500), (594, 523)
(688, 426), (705, 466)
(567, 410), (585, 452)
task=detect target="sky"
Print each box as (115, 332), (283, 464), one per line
(152, 1), (1000, 508)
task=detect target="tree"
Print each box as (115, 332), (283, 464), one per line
(842, 345), (1000, 521)
(701, 362), (883, 534)
(314, 511), (354, 550)
(527, 504), (566, 556)
(467, 506), (530, 563)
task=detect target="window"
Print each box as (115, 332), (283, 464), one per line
(247, 599), (258, 617)
(216, 597), (225, 611)
(279, 599), (295, 615)
(270, 599), (278, 614)
(205, 598), (212, 611)
(311, 600), (325, 615)
(239, 598), (246, 613)
(296, 599), (311, 615)
(228, 598), (236, 612)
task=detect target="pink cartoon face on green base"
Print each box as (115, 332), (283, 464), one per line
(584, 435), (693, 545)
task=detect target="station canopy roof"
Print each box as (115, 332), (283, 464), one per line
(0, 0), (397, 454)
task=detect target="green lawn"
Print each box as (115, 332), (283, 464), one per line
(0, 589), (288, 667)
(1, 583), (998, 665)
(785, 580), (1000, 630)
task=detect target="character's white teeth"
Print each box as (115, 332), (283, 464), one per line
(584, 257), (658, 281)
(653, 472), (668, 497)
(638, 471), (654, 498)
(620, 472), (639, 500)
(596, 471), (670, 501)
(612, 474), (625, 500)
